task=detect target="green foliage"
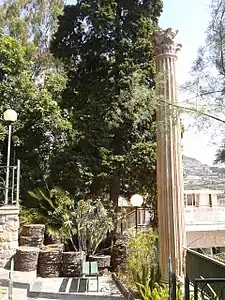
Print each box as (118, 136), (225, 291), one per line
(76, 198), (114, 254)
(122, 228), (158, 288)
(136, 281), (169, 300)
(136, 281), (184, 300)
(0, 0), (163, 230)
(21, 186), (76, 240)
(51, 0), (163, 219)
(0, 123), (6, 142)
(0, 0), (65, 79)
(118, 228), (185, 300)
(0, 34), (72, 203)
(0, 0), (64, 49)
(183, 0), (225, 161)
(21, 188), (113, 253)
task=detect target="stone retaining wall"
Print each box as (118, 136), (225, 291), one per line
(0, 206), (19, 267)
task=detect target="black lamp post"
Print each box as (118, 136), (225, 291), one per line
(130, 194), (143, 232)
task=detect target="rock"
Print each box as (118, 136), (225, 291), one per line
(20, 236), (43, 248)
(15, 246), (39, 272)
(38, 244), (63, 277)
(89, 255), (111, 269)
(62, 251), (85, 277)
(38, 263), (61, 277)
(111, 238), (127, 271)
(21, 224), (45, 236)
(20, 224), (45, 248)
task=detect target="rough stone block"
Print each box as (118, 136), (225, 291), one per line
(0, 216), (6, 225)
(6, 220), (18, 231)
(0, 207), (19, 269)
(0, 232), (13, 242)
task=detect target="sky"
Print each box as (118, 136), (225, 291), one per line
(160, 0), (219, 166)
(66, 0), (218, 165)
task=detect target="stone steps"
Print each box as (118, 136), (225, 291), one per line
(0, 268), (36, 300)
(28, 276), (124, 300)
(0, 268), (124, 300)
(1, 287), (28, 300)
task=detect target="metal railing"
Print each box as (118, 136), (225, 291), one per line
(0, 160), (20, 206)
(186, 249), (225, 299)
(117, 208), (150, 234)
(185, 207), (225, 225)
(193, 278), (225, 300)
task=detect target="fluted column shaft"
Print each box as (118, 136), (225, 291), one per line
(155, 28), (186, 282)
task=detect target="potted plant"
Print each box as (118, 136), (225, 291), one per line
(75, 198), (113, 272)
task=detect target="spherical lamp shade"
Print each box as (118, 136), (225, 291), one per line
(3, 109), (17, 122)
(130, 194), (143, 207)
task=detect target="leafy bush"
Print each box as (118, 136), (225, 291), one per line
(118, 228), (159, 293)
(136, 281), (184, 300)
(76, 198), (113, 255)
(136, 281), (169, 300)
(126, 228), (159, 287)
(20, 187), (113, 254)
(20, 186), (77, 248)
(119, 228), (184, 300)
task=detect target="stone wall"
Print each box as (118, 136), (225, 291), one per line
(0, 206), (19, 267)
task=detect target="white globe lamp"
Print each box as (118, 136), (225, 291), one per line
(3, 109), (18, 122)
(130, 194), (143, 207)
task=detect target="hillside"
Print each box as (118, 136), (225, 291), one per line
(183, 156), (225, 190)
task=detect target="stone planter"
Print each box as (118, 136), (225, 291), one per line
(14, 246), (39, 272)
(20, 224), (45, 248)
(62, 251), (85, 277)
(88, 255), (111, 273)
(111, 238), (127, 271)
(38, 244), (63, 277)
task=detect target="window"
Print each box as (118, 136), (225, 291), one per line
(209, 194), (212, 207)
(187, 194), (196, 206)
(196, 194), (200, 207)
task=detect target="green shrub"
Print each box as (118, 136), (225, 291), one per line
(76, 198), (113, 254)
(21, 187), (113, 253)
(120, 228), (184, 300)
(126, 228), (159, 287)
(21, 186), (76, 239)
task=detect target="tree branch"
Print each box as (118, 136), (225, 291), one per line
(161, 99), (225, 124)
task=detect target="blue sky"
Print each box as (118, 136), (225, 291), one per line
(66, 0), (217, 165)
(160, 0), (219, 165)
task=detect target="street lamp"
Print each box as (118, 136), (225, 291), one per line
(3, 109), (18, 205)
(130, 194), (143, 232)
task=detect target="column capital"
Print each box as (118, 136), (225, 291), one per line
(155, 28), (182, 57)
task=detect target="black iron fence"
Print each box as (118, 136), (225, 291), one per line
(169, 257), (177, 300)
(186, 249), (225, 299)
(168, 249), (225, 299)
(193, 278), (225, 299)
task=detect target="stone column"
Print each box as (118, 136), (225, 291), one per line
(155, 28), (186, 282)
(0, 206), (19, 267)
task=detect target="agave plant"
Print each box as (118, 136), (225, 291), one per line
(75, 198), (113, 255)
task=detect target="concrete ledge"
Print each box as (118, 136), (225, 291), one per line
(111, 273), (135, 300)
(29, 291), (124, 300)
(0, 206), (19, 215)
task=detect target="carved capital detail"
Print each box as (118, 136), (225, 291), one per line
(155, 28), (182, 57)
